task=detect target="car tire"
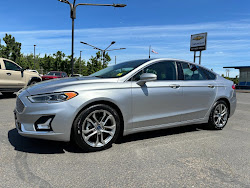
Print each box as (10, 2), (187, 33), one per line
(72, 104), (121, 152)
(208, 100), (229, 130)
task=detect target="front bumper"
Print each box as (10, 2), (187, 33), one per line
(14, 90), (78, 142)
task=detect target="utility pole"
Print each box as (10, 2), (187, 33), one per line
(115, 56), (116, 65)
(80, 50), (82, 74)
(149, 45), (151, 58)
(34, 45), (36, 69)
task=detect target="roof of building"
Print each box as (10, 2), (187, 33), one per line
(223, 66), (250, 69)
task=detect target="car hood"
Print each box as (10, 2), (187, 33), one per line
(26, 76), (119, 95)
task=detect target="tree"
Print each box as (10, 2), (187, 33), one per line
(0, 34), (21, 62)
(53, 51), (65, 71)
(74, 57), (87, 75)
(86, 51), (110, 75)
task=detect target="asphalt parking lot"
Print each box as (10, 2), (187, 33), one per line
(0, 92), (250, 188)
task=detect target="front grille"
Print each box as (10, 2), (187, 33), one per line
(16, 97), (25, 113)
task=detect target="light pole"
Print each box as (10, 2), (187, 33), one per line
(80, 50), (82, 74)
(34, 45), (36, 69)
(58, 0), (126, 75)
(80, 41), (126, 67)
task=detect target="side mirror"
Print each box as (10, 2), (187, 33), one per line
(137, 73), (157, 86)
(21, 68), (25, 77)
(189, 64), (198, 71)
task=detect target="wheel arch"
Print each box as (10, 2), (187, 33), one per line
(27, 77), (42, 86)
(70, 100), (125, 141)
(215, 97), (231, 117)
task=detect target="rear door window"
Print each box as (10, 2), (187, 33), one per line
(182, 63), (207, 80)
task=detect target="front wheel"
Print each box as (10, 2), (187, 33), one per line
(208, 100), (229, 130)
(72, 104), (121, 152)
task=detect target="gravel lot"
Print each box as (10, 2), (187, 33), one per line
(0, 92), (250, 188)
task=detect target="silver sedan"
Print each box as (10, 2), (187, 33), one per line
(14, 59), (237, 152)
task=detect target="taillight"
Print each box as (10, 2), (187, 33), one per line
(232, 84), (236, 90)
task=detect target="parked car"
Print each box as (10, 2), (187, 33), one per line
(42, 71), (68, 81)
(0, 58), (42, 96)
(26, 69), (39, 74)
(14, 58), (236, 152)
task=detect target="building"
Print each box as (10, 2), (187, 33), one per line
(223, 66), (250, 89)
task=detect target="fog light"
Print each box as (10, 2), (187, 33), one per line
(34, 116), (54, 131)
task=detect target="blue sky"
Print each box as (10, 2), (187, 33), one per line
(1, 0), (250, 76)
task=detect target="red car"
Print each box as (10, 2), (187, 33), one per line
(42, 71), (68, 81)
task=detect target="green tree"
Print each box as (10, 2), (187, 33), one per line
(0, 34), (21, 62)
(86, 51), (110, 75)
(53, 51), (65, 71)
(74, 57), (87, 75)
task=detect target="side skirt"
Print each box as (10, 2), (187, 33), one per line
(123, 118), (208, 136)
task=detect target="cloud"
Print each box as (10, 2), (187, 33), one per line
(1, 19), (250, 77)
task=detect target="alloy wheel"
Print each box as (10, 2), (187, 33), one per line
(213, 103), (228, 128)
(81, 110), (116, 147)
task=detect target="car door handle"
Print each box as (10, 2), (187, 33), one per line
(208, 84), (215, 88)
(6, 73), (11, 76)
(169, 84), (180, 89)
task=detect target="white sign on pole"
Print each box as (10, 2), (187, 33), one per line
(190, 32), (207, 51)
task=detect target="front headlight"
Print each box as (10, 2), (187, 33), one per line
(27, 92), (78, 103)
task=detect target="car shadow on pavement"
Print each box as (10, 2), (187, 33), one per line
(8, 128), (68, 154)
(8, 124), (210, 154)
(115, 123), (209, 144)
(0, 93), (16, 99)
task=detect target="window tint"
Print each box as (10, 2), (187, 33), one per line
(4, 60), (21, 71)
(182, 63), (207, 80)
(132, 61), (177, 81)
(200, 68), (216, 80)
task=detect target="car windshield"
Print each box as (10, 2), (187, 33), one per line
(90, 59), (150, 78)
(47, 72), (60, 76)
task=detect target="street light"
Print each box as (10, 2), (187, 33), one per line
(58, 0), (126, 75)
(79, 50), (82, 74)
(80, 41), (126, 67)
(34, 45), (36, 69)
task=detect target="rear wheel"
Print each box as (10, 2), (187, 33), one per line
(208, 100), (229, 130)
(72, 104), (121, 152)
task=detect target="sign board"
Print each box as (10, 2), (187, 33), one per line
(190, 32), (207, 51)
